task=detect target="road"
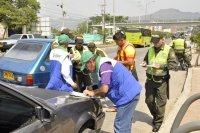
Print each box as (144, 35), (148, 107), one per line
(98, 40), (187, 133)
(0, 40), (187, 133)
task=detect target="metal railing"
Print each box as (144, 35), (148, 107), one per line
(170, 93), (200, 133)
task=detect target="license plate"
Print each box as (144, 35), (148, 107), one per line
(3, 71), (14, 80)
(0, 44), (3, 47)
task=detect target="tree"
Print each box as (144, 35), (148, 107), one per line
(190, 30), (200, 48)
(89, 14), (129, 25)
(76, 21), (88, 34)
(0, 0), (40, 30)
(76, 14), (129, 35)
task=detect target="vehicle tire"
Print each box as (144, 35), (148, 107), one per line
(1, 49), (6, 52)
(180, 61), (188, 71)
(78, 127), (101, 133)
(78, 127), (90, 133)
(188, 54), (192, 61)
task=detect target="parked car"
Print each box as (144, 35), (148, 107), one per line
(0, 34), (42, 52)
(105, 35), (114, 44)
(0, 81), (105, 133)
(0, 39), (98, 88)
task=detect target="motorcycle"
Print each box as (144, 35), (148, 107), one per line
(177, 47), (192, 71)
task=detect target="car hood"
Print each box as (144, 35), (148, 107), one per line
(0, 39), (18, 43)
(0, 58), (34, 73)
(16, 87), (88, 107)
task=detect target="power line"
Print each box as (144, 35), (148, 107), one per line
(38, 0), (89, 18)
(40, 5), (89, 19)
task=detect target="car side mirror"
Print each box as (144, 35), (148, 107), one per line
(36, 106), (54, 123)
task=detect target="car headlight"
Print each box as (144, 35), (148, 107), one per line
(8, 42), (14, 44)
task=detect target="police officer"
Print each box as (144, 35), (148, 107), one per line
(69, 36), (93, 92)
(171, 35), (192, 68)
(87, 42), (108, 57)
(141, 32), (178, 132)
(51, 28), (74, 49)
(61, 28), (74, 40)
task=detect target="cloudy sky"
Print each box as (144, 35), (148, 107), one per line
(37, 0), (200, 20)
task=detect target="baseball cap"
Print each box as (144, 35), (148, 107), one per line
(81, 51), (94, 71)
(151, 32), (164, 43)
(61, 28), (74, 39)
(58, 34), (70, 45)
(88, 42), (96, 48)
(75, 36), (84, 44)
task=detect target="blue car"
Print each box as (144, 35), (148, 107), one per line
(0, 39), (98, 88)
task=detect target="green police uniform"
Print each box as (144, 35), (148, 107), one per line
(70, 46), (93, 92)
(172, 38), (192, 67)
(143, 43), (178, 126)
(94, 48), (108, 57)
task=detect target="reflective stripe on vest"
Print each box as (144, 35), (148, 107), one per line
(71, 46), (88, 61)
(147, 45), (170, 78)
(71, 46), (88, 70)
(173, 38), (185, 50)
(94, 48), (108, 57)
(117, 43), (135, 70)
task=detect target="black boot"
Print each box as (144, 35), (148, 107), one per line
(152, 125), (161, 132)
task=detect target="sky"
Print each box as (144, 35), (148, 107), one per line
(37, 0), (200, 20)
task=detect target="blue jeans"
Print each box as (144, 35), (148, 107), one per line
(114, 94), (140, 133)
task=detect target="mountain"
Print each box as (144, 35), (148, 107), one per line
(128, 8), (200, 22)
(51, 18), (87, 31)
(51, 8), (200, 30)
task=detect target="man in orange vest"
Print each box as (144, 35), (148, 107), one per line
(106, 32), (139, 112)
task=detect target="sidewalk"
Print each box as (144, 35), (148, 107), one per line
(159, 45), (200, 133)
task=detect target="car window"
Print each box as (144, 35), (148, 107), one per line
(5, 42), (44, 61)
(8, 34), (21, 39)
(45, 49), (50, 62)
(0, 89), (35, 132)
(106, 36), (112, 39)
(22, 35), (28, 39)
(28, 35), (33, 38)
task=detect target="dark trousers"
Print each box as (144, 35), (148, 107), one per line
(131, 68), (139, 81)
(73, 69), (93, 92)
(145, 79), (167, 126)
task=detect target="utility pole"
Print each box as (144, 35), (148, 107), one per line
(137, 2), (142, 23)
(62, 0), (64, 28)
(113, 0), (115, 35)
(101, 0), (106, 44)
(57, 0), (66, 30)
(145, 1), (155, 22)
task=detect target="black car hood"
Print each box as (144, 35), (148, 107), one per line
(16, 87), (88, 107)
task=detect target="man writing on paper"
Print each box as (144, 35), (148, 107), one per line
(81, 51), (142, 133)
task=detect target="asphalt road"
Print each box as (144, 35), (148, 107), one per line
(98, 40), (187, 133)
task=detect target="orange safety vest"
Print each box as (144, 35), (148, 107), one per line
(117, 43), (135, 70)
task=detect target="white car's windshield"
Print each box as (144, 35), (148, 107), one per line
(8, 35), (22, 40)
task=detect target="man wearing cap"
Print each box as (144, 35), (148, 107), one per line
(46, 34), (77, 92)
(106, 32), (138, 112)
(81, 51), (142, 133)
(51, 28), (74, 50)
(61, 28), (74, 40)
(87, 42), (108, 57)
(69, 36), (93, 92)
(141, 32), (178, 132)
